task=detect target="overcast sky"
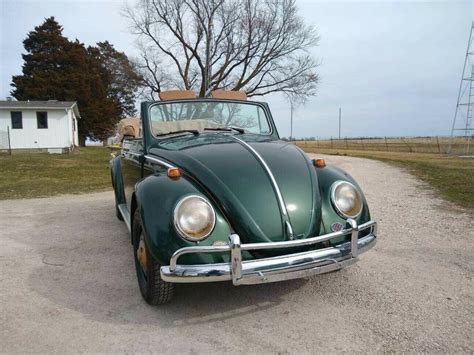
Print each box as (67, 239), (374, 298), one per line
(1, 0), (473, 138)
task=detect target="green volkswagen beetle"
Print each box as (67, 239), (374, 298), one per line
(110, 90), (377, 305)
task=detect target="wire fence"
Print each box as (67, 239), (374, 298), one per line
(0, 132), (472, 156)
(0, 128), (12, 155)
(294, 136), (473, 155)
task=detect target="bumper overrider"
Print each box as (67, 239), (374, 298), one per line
(161, 219), (377, 285)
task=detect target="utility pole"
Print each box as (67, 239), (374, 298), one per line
(290, 100), (294, 141)
(338, 107), (341, 139)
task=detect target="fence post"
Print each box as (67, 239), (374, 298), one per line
(7, 126), (11, 156)
(360, 139), (364, 150)
(401, 138), (412, 152)
(345, 137), (348, 149)
(331, 138), (333, 149)
(436, 136), (441, 154)
(384, 136), (389, 151)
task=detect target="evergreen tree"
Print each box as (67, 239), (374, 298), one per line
(88, 41), (142, 117)
(11, 18), (89, 102)
(11, 17), (142, 145)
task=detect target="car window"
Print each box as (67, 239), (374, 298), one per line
(149, 101), (271, 136)
(121, 138), (143, 155)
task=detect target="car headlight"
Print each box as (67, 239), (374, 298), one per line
(330, 181), (363, 219)
(174, 195), (216, 241)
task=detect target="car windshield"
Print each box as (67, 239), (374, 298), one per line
(149, 100), (271, 137)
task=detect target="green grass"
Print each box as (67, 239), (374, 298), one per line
(296, 144), (474, 210)
(1, 144), (472, 211)
(0, 147), (112, 200)
(295, 136), (470, 154)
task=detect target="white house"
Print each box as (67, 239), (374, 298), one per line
(0, 100), (80, 153)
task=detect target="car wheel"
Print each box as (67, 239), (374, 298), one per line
(116, 205), (124, 221)
(132, 208), (174, 305)
(111, 173), (124, 221)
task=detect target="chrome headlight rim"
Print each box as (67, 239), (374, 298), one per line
(173, 195), (216, 241)
(330, 180), (363, 219)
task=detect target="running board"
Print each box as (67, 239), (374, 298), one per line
(117, 204), (131, 233)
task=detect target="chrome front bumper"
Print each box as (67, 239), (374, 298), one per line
(161, 219), (377, 285)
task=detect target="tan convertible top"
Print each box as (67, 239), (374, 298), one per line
(210, 90), (247, 100)
(159, 90), (197, 101)
(117, 117), (141, 141)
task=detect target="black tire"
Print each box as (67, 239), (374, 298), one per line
(132, 208), (174, 305)
(111, 172), (124, 221)
(116, 205), (124, 221)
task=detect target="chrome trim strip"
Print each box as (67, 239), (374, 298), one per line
(241, 228), (345, 251)
(230, 234), (242, 283)
(169, 244), (231, 272)
(237, 258), (359, 285)
(125, 151), (142, 157)
(161, 228), (377, 284)
(144, 155), (176, 169)
(117, 204), (131, 233)
(240, 220), (374, 251)
(230, 136), (288, 216)
(163, 219), (377, 284)
(168, 220), (376, 271)
(347, 218), (359, 258)
(285, 221), (295, 240)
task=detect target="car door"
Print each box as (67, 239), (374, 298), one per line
(120, 139), (144, 211)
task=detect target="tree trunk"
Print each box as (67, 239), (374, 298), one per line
(79, 135), (86, 147)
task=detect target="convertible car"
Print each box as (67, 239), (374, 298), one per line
(110, 90), (377, 305)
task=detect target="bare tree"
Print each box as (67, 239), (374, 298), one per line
(125, 0), (319, 100)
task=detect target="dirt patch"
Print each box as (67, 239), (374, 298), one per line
(0, 154), (472, 353)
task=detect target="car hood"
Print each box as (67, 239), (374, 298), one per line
(148, 134), (321, 243)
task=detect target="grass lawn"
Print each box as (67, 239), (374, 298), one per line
(1, 145), (472, 211)
(0, 147), (112, 200)
(296, 144), (474, 210)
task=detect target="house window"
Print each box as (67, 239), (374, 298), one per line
(11, 111), (23, 129)
(37, 112), (48, 129)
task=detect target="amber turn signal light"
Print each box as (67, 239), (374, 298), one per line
(313, 159), (326, 168)
(167, 167), (181, 178)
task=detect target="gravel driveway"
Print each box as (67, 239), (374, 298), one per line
(1, 154), (472, 353)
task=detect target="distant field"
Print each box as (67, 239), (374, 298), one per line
(1, 142), (472, 210)
(0, 147), (111, 200)
(296, 142), (474, 210)
(296, 136), (472, 155)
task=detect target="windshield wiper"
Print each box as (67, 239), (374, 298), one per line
(155, 129), (199, 137)
(204, 127), (245, 134)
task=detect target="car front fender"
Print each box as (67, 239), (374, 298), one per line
(315, 165), (371, 244)
(134, 173), (232, 265)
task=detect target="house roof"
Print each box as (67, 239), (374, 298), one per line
(0, 100), (81, 118)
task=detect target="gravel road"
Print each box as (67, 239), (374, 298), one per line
(1, 154), (473, 353)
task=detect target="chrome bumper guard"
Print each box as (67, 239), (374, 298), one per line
(161, 219), (377, 285)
